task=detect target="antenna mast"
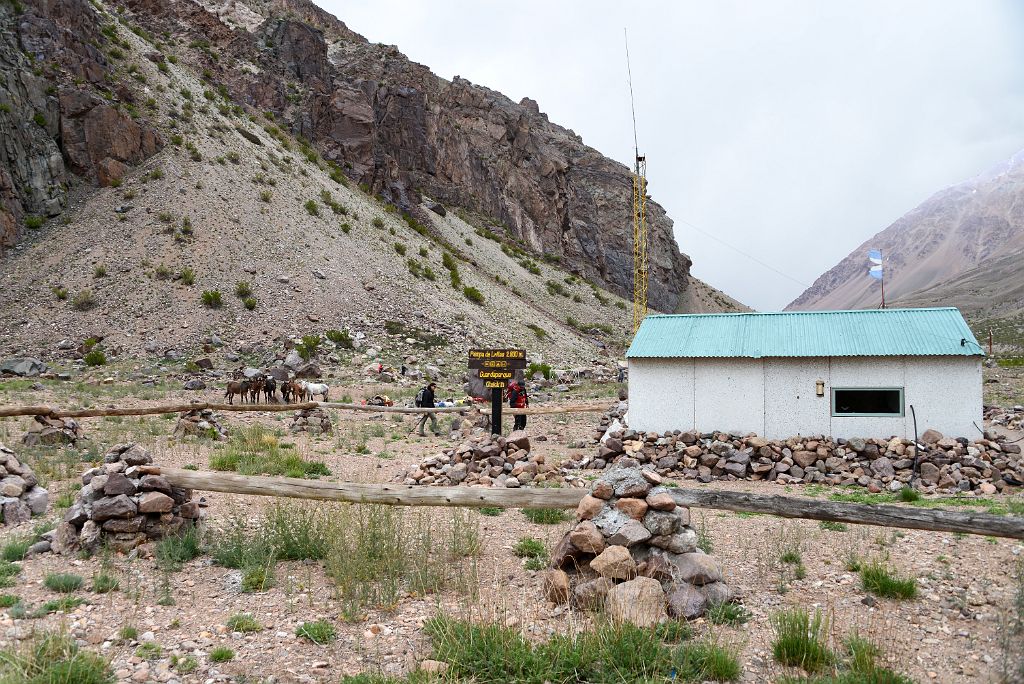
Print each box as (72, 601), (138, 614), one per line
(625, 29), (648, 334)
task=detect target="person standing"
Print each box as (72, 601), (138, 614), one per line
(507, 379), (528, 431)
(414, 382), (441, 436)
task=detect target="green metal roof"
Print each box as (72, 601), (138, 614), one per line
(626, 307), (984, 359)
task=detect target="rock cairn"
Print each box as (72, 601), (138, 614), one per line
(0, 445), (49, 525)
(392, 431), (585, 488)
(22, 415), (85, 446)
(289, 407), (333, 435)
(545, 462), (732, 624)
(173, 409), (228, 440)
(566, 428), (1022, 495)
(54, 444), (199, 555)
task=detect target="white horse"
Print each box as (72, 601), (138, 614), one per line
(302, 381), (329, 402)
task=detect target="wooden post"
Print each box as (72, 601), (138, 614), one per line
(155, 468), (1024, 539)
(491, 388), (501, 435)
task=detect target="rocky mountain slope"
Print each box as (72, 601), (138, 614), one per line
(0, 0), (745, 366)
(0, 0), (702, 315)
(787, 148), (1024, 317)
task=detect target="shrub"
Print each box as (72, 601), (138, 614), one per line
(154, 264), (172, 280)
(118, 625), (138, 642)
(770, 607), (833, 672)
(83, 349), (107, 367)
(522, 509), (569, 525)
(243, 297), (257, 310)
(296, 334), (321, 360)
(372, 217), (385, 228)
(235, 281), (252, 297)
(179, 267), (195, 285)
(226, 613), (261, 633)
(44, 573), (84, 593)
(706, 602), (752, 626)
(0, 594), (18, 608)
(32, 112), (46, 127)
(325, 329), (353, 349)
(149, 168), (164, 180)
(526, 362), (552, 379)
(171, 654), (199, 674)
(513, 537), (546, 559)
(394, 242), (406, 256)
(462, 285), (484, 304)
(860, 561), (918, 599)
(898, 487), (921, 502)
(260, 190), (272, 203)
(91, 572), (119, 594)
(478, 507), (504, 517)
(0, 538), (31, 562)
(674, 640), (742, 682)
(241, 565), (273, 592)
(71, 289), (96, 311)
(0, 631), (112, 683)
(526, 324), (548, 340)
(24, 215), (43, 230)
(304, 199), (319, 216)
(36, 597), (84, 615)
(210, 646), (234, 662)
(135, 642), (162, 660)
(155, 527), (202, 572)
(208, 425), (330, 478)
(51, 285), (68, 300)
(296, 620), (336, 644)
(201, 290), (223, 308)
(340, 222), (351, 233)
(419, 246), (428, 257)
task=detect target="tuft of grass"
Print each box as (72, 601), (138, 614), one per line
(201, 289), (223, 308)
(92, 264), (107, 278)
(171, 654), (199, 674)
(135, 642), (162, 660)
(305, 199), (320, 216)
(36, 597), (85, 615)
(522, 508), (569, 525)
(179, 267), (196, 285)
(296, 620), (336, 644)
(819, 521), (848, 532)
(0, 630), (112, 683)
(1, 538), (32, 563)
(209, 425), (330, 478)
(118, 625), (138, 642)
(241, 565), (273, 593)
(898, 487), (921, 503)
(243, 296), (257, 310)
(706, 602), (752, 626)
(675, 639), (742, 682)
(91, 572), (119, 594)
(155, 527), (202, 572)
(513, 537), (546, 558)
(770, 607), (834, 672)
(83, 349), (107, 366)
(235, 281), (252, 297)
(479, 507), (504, 517)
(859, 561), (918, 599)
(226, 613), (261, 633)
(209, 646), (234, 662)
(71, 289), (96, 311)
(43, 573), (83, 594)
(0, 595), (19, 608)
(462, 285), (484, 304)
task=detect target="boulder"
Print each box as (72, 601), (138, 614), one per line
(542, 569), (570, 604)
(573, 577), (614, 610)
(568, 521), (606, 554)
(0, 358), (47, 377)
(643, 510), (680, 537)
(590, 545), (637, 580)
(605, 577), (667, 627)
(646, 491), (676, 511)
(698, 582), (734, 607)
(90, 494), (137, 521)
(23, 487), (48, 515)
(649, 529), (698, 554)
(668, 552), (723, 585)
(615, 498), (649, 520)
(137, 491), (174, 514)
(607, 520), (652, 547)
(667, 583), (707, 619)
(576, 494), (605, 520)
(507, 430), (530, 452)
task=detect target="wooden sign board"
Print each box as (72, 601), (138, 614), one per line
(468, 348), (526, 389)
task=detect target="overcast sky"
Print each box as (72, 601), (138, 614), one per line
(318, 1), (1024, 311)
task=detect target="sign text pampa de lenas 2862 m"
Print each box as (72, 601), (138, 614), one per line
(468, 348), (526, 389)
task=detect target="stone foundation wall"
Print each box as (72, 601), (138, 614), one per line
(0, 444), (49, 525)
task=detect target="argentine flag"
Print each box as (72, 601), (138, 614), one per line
(868, 249), (883, 280)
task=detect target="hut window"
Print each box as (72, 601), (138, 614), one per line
(831, 388), (904, 417)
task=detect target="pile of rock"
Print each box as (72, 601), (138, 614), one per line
(173, 409), (228, 440)
(0, 445), (49, 525)
(986, 405), (1023, 432)
(53, 443), (199, 554)
(22, 414), (85, 446)
(392, 431), (585, 488)
(566, 428), (1023, 495)
(544, 463), (732, 624)
(289, 407), (333, 435)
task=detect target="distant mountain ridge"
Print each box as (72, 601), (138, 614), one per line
(787, 148), (1024, 316)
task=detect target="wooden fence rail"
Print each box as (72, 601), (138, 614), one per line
(0, 401), (611, 420)
(158, 468), (1024, 539)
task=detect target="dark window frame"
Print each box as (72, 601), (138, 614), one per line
(830, 387), (904, 417)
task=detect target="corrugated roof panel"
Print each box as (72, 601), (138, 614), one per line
(626, 307), (983, 358)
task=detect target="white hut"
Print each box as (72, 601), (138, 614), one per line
(626, 308), (983, 439)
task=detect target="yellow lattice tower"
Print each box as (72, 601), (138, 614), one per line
(632, 155), (648, 334)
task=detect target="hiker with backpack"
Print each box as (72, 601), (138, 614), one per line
(414, 382), (441, 436)
(506, 379), (529, 431)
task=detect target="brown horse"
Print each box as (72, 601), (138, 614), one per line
(225, 380), (250, 405)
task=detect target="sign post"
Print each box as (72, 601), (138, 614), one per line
(468, 348), (526, 436)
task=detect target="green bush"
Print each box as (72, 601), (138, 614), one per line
(260, 189), (272, 202)
(0, 538), (31, 562)
(44, 573), (84, 593)
(305, 199), (319, 216)
(226, 613), (261, 633)
(0, 631), (112, 683)
(705, 603), (751, 626)
(860, 561), (918, 599)
(83, 349), (107, 366)
(24, 215), (43, 230)
(235, 281), (252, 297)
(179, 267), (196, 285)
(201, 290), (223, 308)
(296, 334), (321, 360)
(340, 222), (351, 233)
(522, 509), (569, 525)
(91, 572), (119, 594)
(526, 362), (552, 379)
(463, 285), (484, 304)
(32, 112), (46, 127)
(241, 565), (273, 593)
(210, 646), (234, 662)
(243, 297), (257, 310)
(51, 285), (68, 300)
(155, 527), (202, 572)
(372, 217), (384, 228)
(296, 620), (336, 644)
(394, 242), (407, 256)
(326, 329), (353, 349)
(770, 607), (833, 672)
(208, 425), (330, 478)
(71, 289), (96, 311)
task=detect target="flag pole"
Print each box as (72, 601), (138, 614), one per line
(879, 250), (885, 309)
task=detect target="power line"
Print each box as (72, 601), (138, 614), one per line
(674, 216), (812, 290)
